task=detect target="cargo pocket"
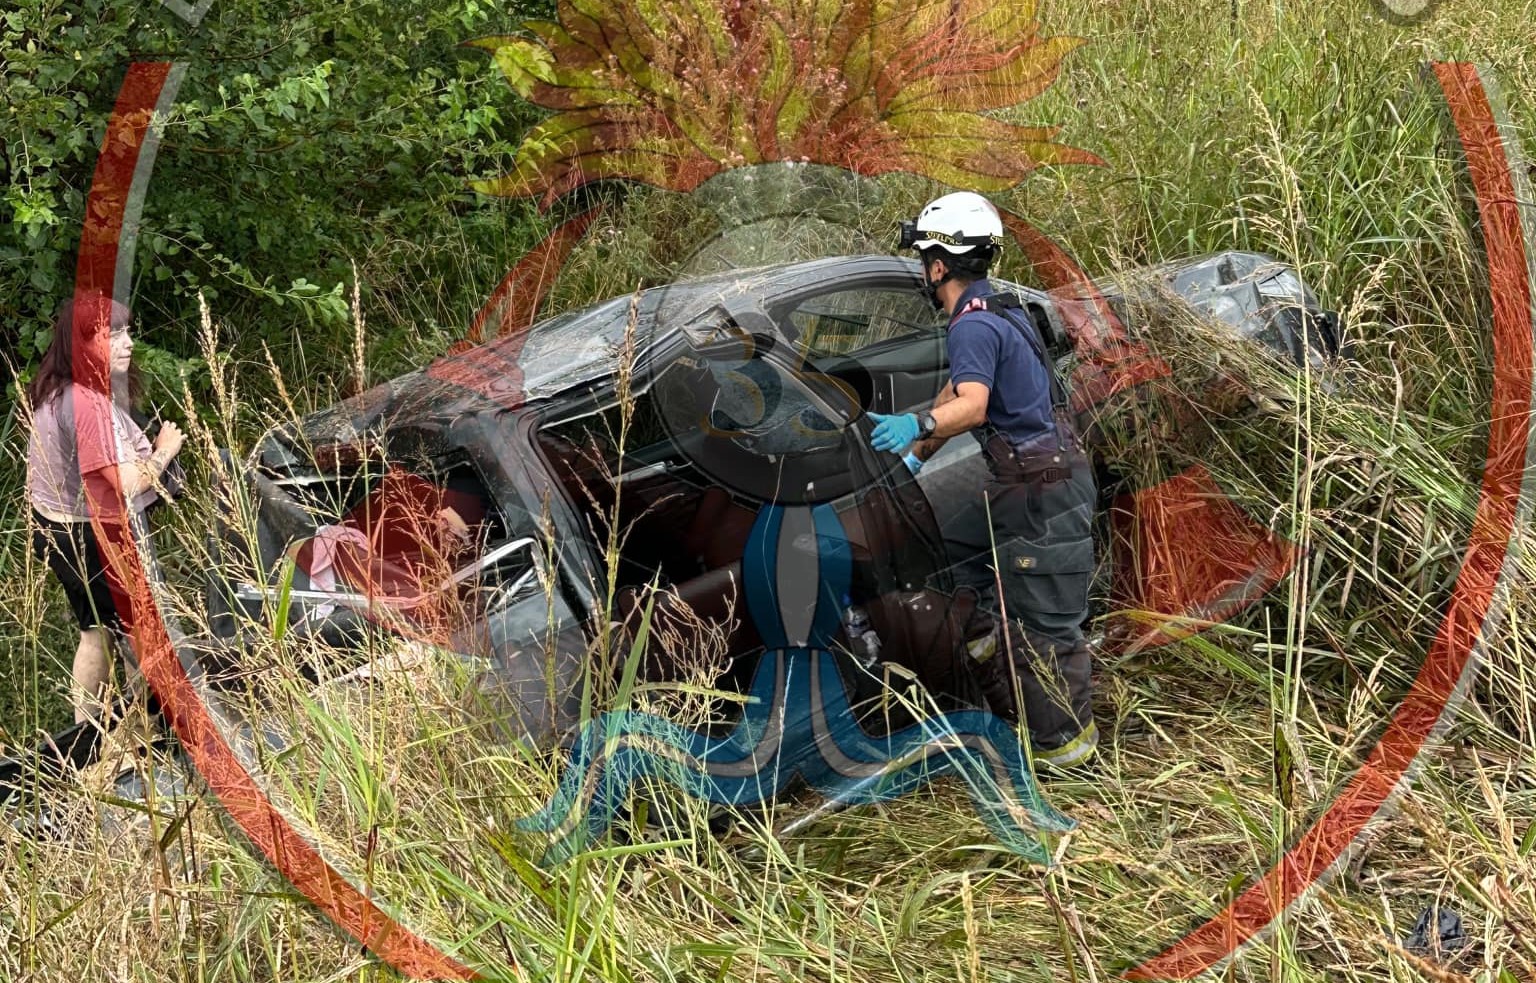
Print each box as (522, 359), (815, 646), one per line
(1001, 537), (1094, 615)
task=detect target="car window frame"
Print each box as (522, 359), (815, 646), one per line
(764, 270), (940, 363)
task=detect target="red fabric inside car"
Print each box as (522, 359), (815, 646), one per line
(296, 468), (487, 605)
(680, 486), (758, 569)
(614, 562), (761, 682)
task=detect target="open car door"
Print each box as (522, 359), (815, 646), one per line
(669, 288), (988, 723)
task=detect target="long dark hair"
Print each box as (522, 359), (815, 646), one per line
(26, 293), (141, 410)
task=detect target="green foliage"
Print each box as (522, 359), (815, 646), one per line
(1, 0), (558, 738)
(2, 2), (1536, 981)
(1, 0), (553, 400)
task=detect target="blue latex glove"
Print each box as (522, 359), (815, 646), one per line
(902, 451), (925, 475)
(868, 412), (920, 454)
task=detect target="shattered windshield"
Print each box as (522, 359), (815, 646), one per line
(515, 264), (807, 398)
(515, 296), (639, 397)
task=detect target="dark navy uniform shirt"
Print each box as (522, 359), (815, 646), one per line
(946, 278), (1055, 448)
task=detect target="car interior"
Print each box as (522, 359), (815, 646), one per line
(534, 283), (994, 718)
(260, 441), (530, 625)
(537, 367), (764, 683)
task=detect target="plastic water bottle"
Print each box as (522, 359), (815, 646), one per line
(842, 594), (883, 668)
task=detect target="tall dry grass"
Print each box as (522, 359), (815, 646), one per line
(4, 1), (1536, 981)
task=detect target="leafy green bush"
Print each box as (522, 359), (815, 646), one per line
(1, 0), (557, 736)
(2, 0), (553, 402)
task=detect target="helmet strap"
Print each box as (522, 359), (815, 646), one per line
(921, 256), (953, 311)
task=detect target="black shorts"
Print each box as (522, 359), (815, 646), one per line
(31, 512), (129, 632)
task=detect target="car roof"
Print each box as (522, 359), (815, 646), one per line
(278, 254), (922, 456)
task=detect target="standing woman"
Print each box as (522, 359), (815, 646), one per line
(24, 293), (184, 723)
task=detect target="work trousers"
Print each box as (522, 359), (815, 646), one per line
(941, 446), (1098, 766)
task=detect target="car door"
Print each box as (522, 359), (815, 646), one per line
(449, 411), (590, 746)
(766, 272), (950, 416)
(747, 278), (985, 712)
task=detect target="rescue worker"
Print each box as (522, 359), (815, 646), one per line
(866, 191), (1099, 769)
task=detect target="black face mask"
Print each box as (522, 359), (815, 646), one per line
(921, 260), (951, 311)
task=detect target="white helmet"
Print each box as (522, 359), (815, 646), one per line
(902, 191), (1006, 254)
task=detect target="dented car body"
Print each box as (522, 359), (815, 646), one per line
(210, 250), (1341, 748)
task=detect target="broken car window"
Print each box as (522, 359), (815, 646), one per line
(783, 287), (943, 358)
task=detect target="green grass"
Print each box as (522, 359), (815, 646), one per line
(5, 0), (1536, 980)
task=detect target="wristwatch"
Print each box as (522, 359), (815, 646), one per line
(915, 410), (938, 440)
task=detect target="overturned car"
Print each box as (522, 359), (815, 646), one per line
(209, 250), (1343, 747)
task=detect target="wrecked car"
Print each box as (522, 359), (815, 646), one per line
(206, 250), (1343, 747)
(2, 249), (1341, 817)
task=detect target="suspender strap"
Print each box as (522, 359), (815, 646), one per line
(981, 293), (1069, 412)
(974, 292), (1083, 457)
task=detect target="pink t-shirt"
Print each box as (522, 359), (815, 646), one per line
(26, 384), (159, 521)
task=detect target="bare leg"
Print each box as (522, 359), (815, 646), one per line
(71, 627), (110, 724)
